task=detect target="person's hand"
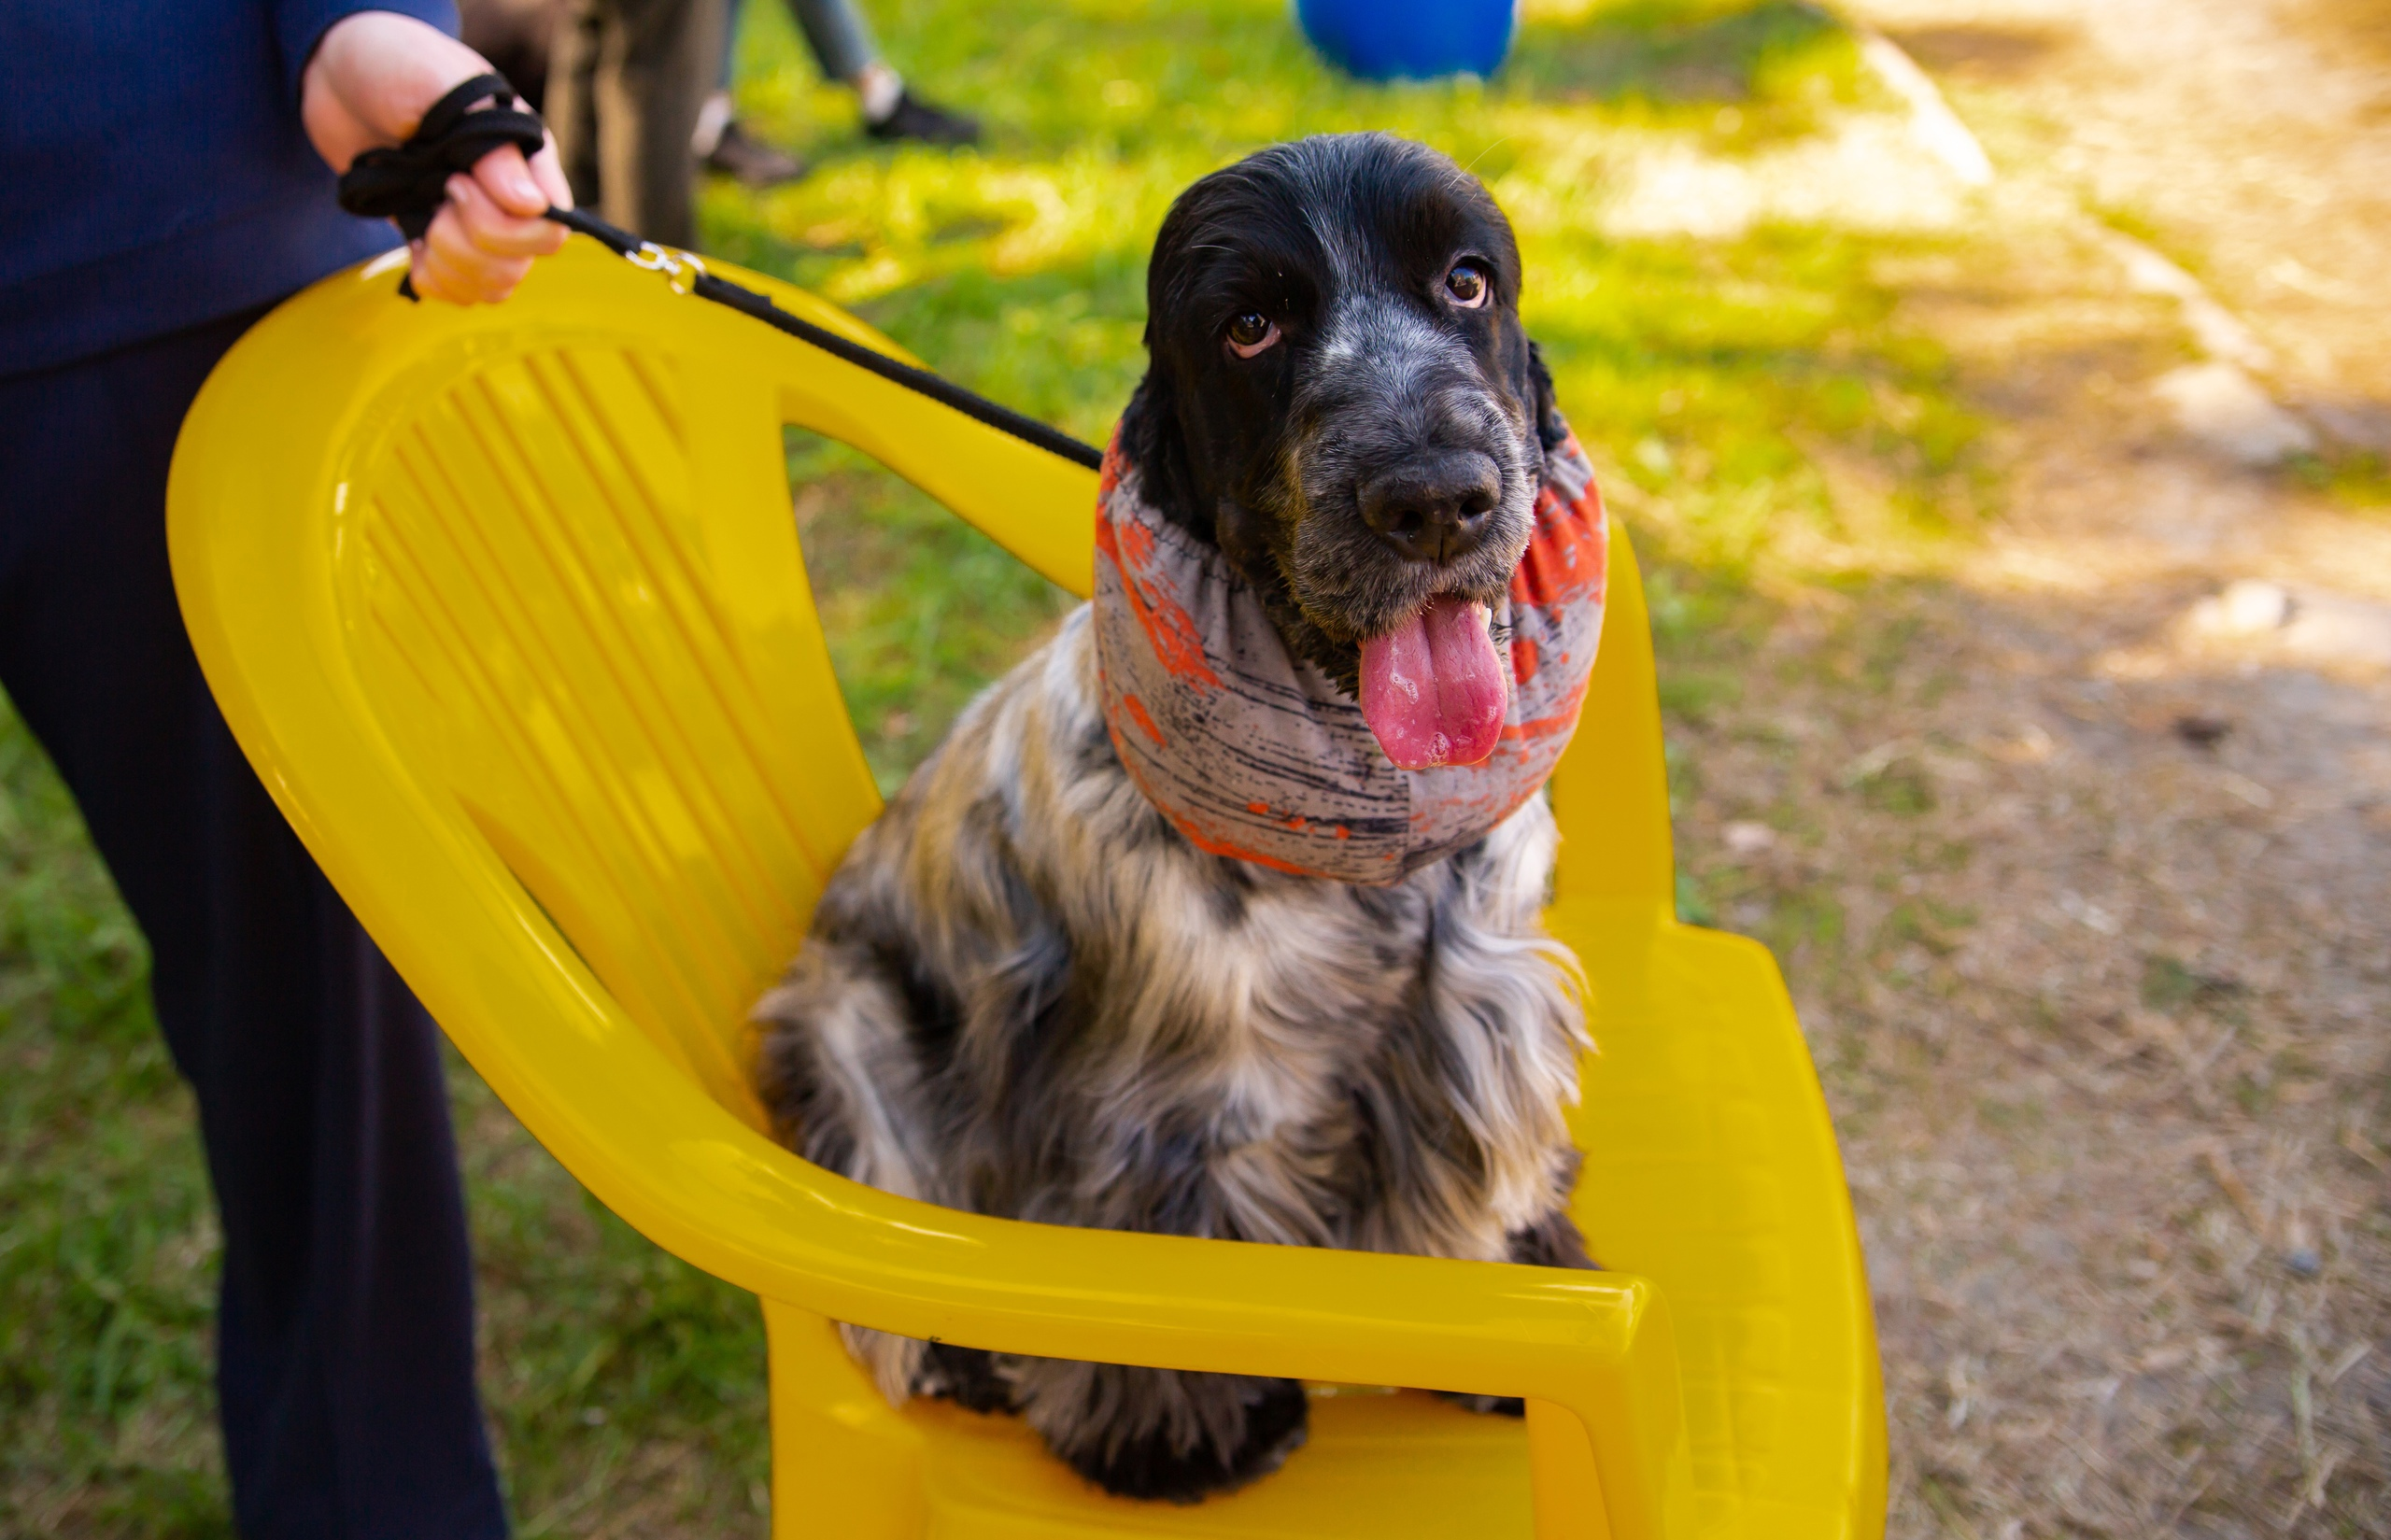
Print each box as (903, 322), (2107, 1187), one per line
(302, 11), (573, 304)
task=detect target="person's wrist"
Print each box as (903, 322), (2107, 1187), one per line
(304, 11), (490, 172)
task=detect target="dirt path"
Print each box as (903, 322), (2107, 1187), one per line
(1674, 3), (2391, 1533)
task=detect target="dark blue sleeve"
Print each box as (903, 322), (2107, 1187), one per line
(273, 0), (462, 106)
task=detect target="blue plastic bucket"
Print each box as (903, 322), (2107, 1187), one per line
(1295, 0), (1517, 80)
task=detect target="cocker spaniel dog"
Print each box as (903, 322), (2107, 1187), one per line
(757, 131), (1613, 1504)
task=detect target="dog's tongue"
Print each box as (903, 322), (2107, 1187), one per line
(1358, 596), (1507, 770)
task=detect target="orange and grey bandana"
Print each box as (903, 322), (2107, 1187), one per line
(1092, 431), (1607, 884)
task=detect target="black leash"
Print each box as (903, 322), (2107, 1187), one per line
(336, 75), (549, 244)
(337, 75), (1104, 472)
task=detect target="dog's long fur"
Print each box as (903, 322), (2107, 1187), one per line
(757, 133), (1595, 1504)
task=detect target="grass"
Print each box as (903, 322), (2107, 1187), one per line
(2288, 447), (2391, 513)
(787, 428), (1079, 791)
(0, 701), (224, 1536)
(0, 0), (1988, 1531)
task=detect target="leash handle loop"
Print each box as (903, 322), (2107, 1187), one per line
(336, 73), (547, 245)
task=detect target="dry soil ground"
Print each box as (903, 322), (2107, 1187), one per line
(1691, 2), (2391, 1533)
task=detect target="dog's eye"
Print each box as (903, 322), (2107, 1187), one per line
(1445, 262), (1490, 308)
(1225, 312), (1280, 358)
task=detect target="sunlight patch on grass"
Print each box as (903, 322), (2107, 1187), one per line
(1512, 0), (1866, 145)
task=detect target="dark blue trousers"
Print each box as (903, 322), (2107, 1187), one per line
(0, 309), (509, 1539)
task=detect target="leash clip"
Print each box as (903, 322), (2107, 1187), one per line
(626, 242), (706, 296)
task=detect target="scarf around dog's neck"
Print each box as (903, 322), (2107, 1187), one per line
(1092, 423), (1608, 885)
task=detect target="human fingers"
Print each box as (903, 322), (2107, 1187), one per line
(465, 142), (557, 221)
(413, 210), (534, 304)
(528, 132), (573, 210)
(406, 239), (461, 304)
(442, 172), (566, 259)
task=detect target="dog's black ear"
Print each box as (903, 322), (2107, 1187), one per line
(1117, 371), (1211, 540)
(1526, 340), (1566, 451)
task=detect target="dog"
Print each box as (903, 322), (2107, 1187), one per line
(757, 132), (1602, 1504)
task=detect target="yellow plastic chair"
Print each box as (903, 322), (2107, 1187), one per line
(168, 238), (1884, 1539)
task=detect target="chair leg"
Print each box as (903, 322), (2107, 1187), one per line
(1526, 1399), (1614, 1540)
(764, 1298), (927, 1538)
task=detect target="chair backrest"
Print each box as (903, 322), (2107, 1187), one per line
(255, 245), (1136, 1124)
(325, 309), (865, 1127)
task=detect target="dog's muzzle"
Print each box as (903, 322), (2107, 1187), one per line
(1090, 421), (1609, 883)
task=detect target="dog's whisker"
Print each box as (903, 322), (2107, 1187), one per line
(1462, 134), (1513, 177)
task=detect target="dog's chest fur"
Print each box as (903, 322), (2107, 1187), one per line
(758, 605), (1586, 1349)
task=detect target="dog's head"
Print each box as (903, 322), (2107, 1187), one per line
(1120, 133), (1563, 769)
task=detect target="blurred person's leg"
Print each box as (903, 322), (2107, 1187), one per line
(548, 0), (604, 204)
(696, 0), (976, 177)
(786, 0), (879, 82)
(694, 0), (806, 186)
(0, 312), (507, 1540)
(550, 0), (726, 247)
(459, 0), (560, 110)
(794, 0), (980, 147)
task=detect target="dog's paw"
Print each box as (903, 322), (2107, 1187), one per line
(1429, 1204), (1598, 1418)
(1061, 1375), (1309, 1504)
(1436, 1390), (1526, 1417)
(1012, 1359), (1309, 1504)
(917, 1342), (1014, 1414)
(1507, 1200), (1599, 1272)
(839, 1322), (927, 1405)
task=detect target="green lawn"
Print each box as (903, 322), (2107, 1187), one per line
(0, 1), (1979, 1532)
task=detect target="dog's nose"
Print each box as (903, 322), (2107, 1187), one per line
(1358, 453), (1502, 566)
